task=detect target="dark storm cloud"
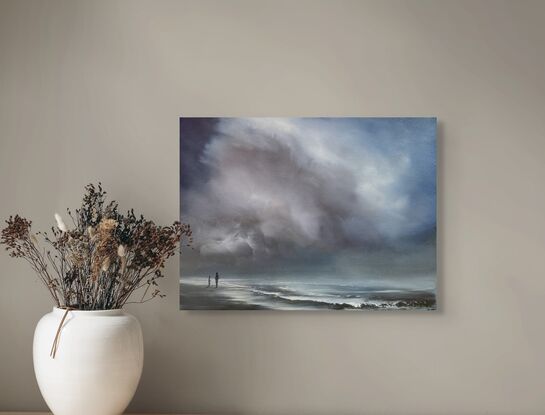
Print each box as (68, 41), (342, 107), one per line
(180, 118), (436, 278)
(179, 118), (219, 190)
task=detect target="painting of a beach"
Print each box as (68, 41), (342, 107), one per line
(180, 117), (437, 310)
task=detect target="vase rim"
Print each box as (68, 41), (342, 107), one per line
(52, 307), (123, 316)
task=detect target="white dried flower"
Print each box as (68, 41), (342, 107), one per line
(54, 213), (67, 232)
(101, 257), (110, 272)
(117, 244), (126, 257)
(87, 226), (95, 237)
(120, 256), (127, 274)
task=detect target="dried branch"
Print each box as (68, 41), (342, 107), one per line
(1, 183), (191, 310)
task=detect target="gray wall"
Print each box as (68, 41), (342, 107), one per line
(1, 1), (545, 414)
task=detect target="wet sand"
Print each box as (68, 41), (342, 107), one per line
(180, 283), (268, 310)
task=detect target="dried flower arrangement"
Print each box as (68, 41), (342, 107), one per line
(1, 183), (192, 310)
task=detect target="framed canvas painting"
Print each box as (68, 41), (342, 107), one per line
(180, 117), (437, 310)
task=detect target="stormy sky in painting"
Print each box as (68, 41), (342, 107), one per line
(180, 118), (436, 289)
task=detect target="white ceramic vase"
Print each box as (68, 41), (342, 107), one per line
(33, 307), (144, 415)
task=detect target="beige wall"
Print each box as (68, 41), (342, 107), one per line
(1, 0), (545, 414)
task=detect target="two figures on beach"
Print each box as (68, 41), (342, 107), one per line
(207, 272), (220, 288)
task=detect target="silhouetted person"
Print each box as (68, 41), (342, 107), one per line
(215, 272), (219, 288)
(207, 275), (211, 288)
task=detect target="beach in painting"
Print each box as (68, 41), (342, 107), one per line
(180, 276), (436, 310)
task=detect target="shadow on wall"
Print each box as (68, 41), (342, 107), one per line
(436, 120), (445, 313)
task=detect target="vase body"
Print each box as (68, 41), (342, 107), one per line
(33, 307), (143, 415)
